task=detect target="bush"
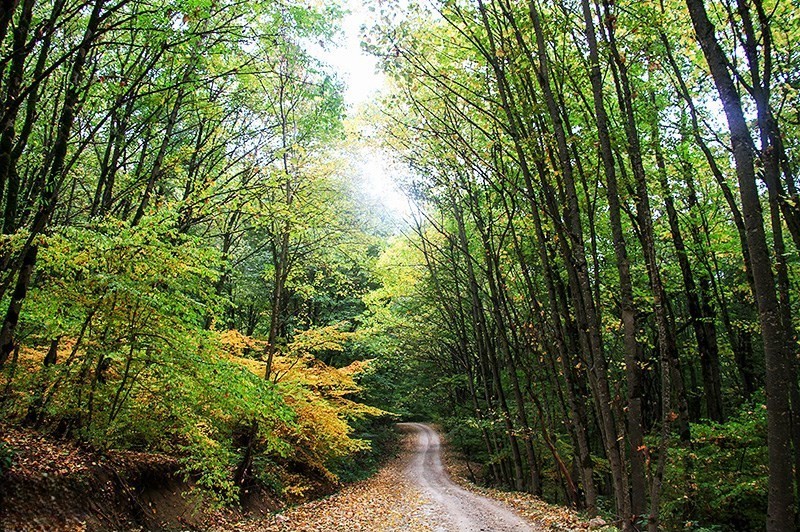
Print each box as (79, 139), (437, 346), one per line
(1, 217), (382, 507)
(328, 416), (398, 483)
(661, 396), (768, 531)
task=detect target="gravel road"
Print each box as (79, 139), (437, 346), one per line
(400, 422), (537, 532)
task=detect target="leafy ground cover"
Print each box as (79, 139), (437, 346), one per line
(438, 430), (616, 532)
(223, 433), (433, 532)
(220, 426), (612, 532)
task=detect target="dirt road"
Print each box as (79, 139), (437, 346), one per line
(400, 422), (537, 532)
(247, 422), (553, 531)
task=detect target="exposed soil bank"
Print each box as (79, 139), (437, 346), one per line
(0, 424), (283, 531)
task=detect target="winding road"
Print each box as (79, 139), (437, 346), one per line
(399, 422), (536, 532)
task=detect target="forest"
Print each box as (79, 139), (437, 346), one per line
(0, 0), (798, 531)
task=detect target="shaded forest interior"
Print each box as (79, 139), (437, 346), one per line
(0, 0), (799, 531)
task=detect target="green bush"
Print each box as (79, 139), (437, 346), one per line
(661, 396), (768, 531)
(328, 416), (397, 483)
(1, 218), (377, 507)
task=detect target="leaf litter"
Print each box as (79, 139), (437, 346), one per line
(222, 428), (614, 532)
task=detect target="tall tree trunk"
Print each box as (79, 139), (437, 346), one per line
(573, 0), (646, 522)
(453, 196), (525, 491)
(0, 0), (36, 234)
(651, 100), (723, 422)
(478, 0), (629, 520)
(0, 0), (106, 367)
(685, 1), (794, 529)
(474, 200), (542, 495)
(522, 187), (598, 512)
(660, 28), (761, 399)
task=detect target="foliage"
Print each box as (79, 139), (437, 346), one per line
(217, 325), (385, 495)
(661, 399), (768, 531)
(0, 0), (389, 506)
(0, 0), (796, 529)
(327, 416), (398, 484)
(359, 0), (800, 529)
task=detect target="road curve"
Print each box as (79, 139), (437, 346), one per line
(399, 422), (536, 532)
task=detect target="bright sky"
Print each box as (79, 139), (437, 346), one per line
(315, 0), (412, 222)
(327, 1), (387, 106)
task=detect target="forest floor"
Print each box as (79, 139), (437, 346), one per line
(1, 422), (611, 531)
(225, 423), (610, 532)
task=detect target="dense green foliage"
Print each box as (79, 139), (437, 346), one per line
(358, 0), (800, 531)
(662, 398), (768, 531)
(0, 0), (393, 507)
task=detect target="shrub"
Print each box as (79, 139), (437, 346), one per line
(661, 396), (768, 531)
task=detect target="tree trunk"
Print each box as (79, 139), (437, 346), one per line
(651, 101), (723, 422)
(685, 1), (794, 528)
(574, 0), (646, 521)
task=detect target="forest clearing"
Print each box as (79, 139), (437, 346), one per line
(1, 0), (799, 530)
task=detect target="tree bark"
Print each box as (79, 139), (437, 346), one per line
(685, 1), (794, 529)
(0, 0), (106, 367)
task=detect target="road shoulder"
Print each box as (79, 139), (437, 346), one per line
(221, 427), (433, 531)
(436, 427), (615, 531)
